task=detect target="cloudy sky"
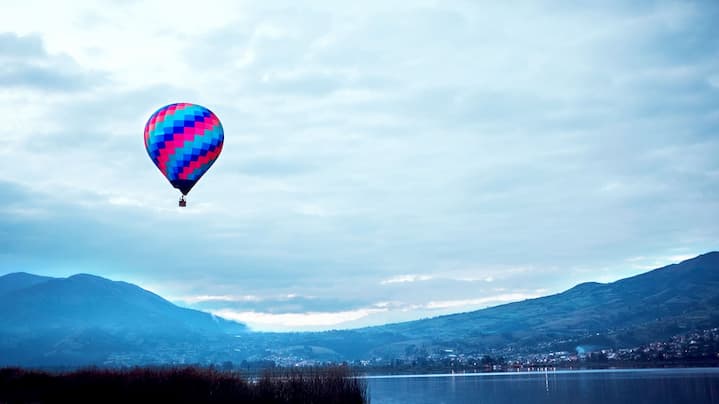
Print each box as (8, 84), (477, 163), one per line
(1, 1), (718, 331)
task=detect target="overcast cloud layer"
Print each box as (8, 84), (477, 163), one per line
(1, 1), (718, 331)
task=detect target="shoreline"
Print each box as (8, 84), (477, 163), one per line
(358, 366), (719, 379)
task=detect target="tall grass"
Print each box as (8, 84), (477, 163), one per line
(0, 365), (368, 403)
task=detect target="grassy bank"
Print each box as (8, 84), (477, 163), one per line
(0, 366), (367, 404)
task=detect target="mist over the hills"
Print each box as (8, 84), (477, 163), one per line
(1, 252), (717, 366)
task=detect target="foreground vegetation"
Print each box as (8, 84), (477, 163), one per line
(0, 366), (367, 404)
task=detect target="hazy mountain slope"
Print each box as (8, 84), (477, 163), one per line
(0, 273), (246, 334)
(290, 252), (719, 358)
(0, 272), (247, 366)
(1, 252), (716, 365)
(392, 252), (719, 335)
(0, 272), (54, 296)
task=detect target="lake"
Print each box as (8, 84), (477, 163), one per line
(365, 368), (719, 404)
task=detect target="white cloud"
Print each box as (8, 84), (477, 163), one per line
(449, 275), (495, 283)
(424, 293), (542, 310)
(626, 253), (701, 270)
(294, 203), (335, 217)
(205, 290), (546, 331)
(107, 196), (146, 207)
(1, 0), (718, 331)
(177, 294), (262, 304)
(380, 274), (433, 285)
(211, 307), (387, 331)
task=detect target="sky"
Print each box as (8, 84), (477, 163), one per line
(1, 1), (718, 331)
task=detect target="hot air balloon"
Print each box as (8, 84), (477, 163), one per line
(144, 103), (224, 207)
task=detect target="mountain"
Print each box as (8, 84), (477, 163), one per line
(283, 252), (719, 358)
(0, 273), (246, 334)
(0, 272), (54, 296)
(1, 252), (717, 366)
(0, 273), (247, 366)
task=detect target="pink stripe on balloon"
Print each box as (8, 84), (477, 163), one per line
(177, 142), (224, 180)
(154, 114), (220, 175)
(155, 130), (198, 174)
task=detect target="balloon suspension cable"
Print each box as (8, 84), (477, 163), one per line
(179, 195), (187, 208)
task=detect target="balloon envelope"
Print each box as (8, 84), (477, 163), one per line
(144, 103), (224, 195)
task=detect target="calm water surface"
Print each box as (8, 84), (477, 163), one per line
(365, 368), (719, 404)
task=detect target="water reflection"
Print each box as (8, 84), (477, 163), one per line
(367, 368), (719, 404)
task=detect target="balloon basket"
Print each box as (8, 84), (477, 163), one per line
(179, 196), (187, 207)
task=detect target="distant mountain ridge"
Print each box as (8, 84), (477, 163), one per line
(0, 272), (54, 296)
(281, 252), (719, 359)
(0, 273), (245, 334)
(0, 272), (247, 366)
(1, 252), (717, 366)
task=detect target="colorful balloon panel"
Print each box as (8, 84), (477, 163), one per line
(144, 103), (224, 195)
